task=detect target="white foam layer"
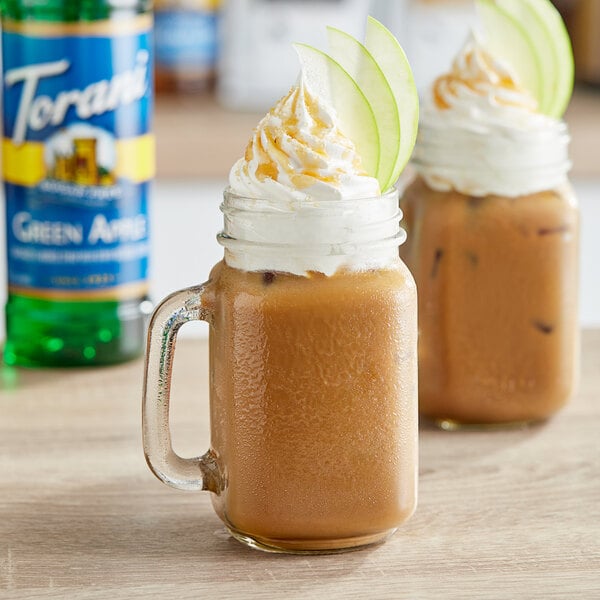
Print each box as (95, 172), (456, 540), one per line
(414, 37), (571, 197)
(218, 189), (404, 277)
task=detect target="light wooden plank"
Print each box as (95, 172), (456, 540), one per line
(1, 332), (599, 598)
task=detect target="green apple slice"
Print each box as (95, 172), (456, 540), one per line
(495, 0), (556, 114)
(326, 26), (400, 191)
(496, 0), (574, 117)
(293, 43), (380, 182)
(476, 0), (543, 109)
(516, 0), (574, 117)
(364, 16), (419, 188)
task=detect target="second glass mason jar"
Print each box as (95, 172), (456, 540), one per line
(401, 121), (579, 428)
(143, 188), (418, 553)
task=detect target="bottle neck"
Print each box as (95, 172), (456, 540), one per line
(218, 188), (405, 277)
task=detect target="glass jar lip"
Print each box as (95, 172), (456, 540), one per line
(218, 185), (406, 253)
(218, 186), (406, 275)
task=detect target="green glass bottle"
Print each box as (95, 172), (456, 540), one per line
(1, 0), (154, 367)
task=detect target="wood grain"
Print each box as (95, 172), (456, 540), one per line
(1, 332), (599, 599)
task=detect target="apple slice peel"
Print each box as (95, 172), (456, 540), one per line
(364, 16), (419, 189)
(476, 0), (543, 110)
(293, 42), (381, 184)
(477, 0), (574, 118)
(294, 19), (419, 192)
(326, 26), (400, 192)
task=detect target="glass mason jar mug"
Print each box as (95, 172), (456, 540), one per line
(401, 121), (579, 428)
(142, 188), (418, 553)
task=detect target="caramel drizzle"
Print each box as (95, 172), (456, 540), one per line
(244, 85), (366, 189)
(433, 44), (532, 111)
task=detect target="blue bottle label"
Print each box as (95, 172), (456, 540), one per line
(2, 17), (154, 300)
(154, 9), (218, 69)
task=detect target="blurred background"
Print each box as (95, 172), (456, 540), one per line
(1, 0), (599, 336)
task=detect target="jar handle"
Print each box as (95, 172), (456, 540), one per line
(142, 284), (221, 493)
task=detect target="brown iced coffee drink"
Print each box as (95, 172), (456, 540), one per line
(401, 33), (579, 427)
(402, 179), (578, 426)
(142, 17), (421, 554)
(205, 260), (417, 550)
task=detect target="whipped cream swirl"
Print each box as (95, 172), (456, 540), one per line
(413, 36), (571, 197)
(229, 79), (380, 201)
(222, 78), (404, 277)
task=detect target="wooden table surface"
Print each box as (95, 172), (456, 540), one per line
(1, 332), (599, 599)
